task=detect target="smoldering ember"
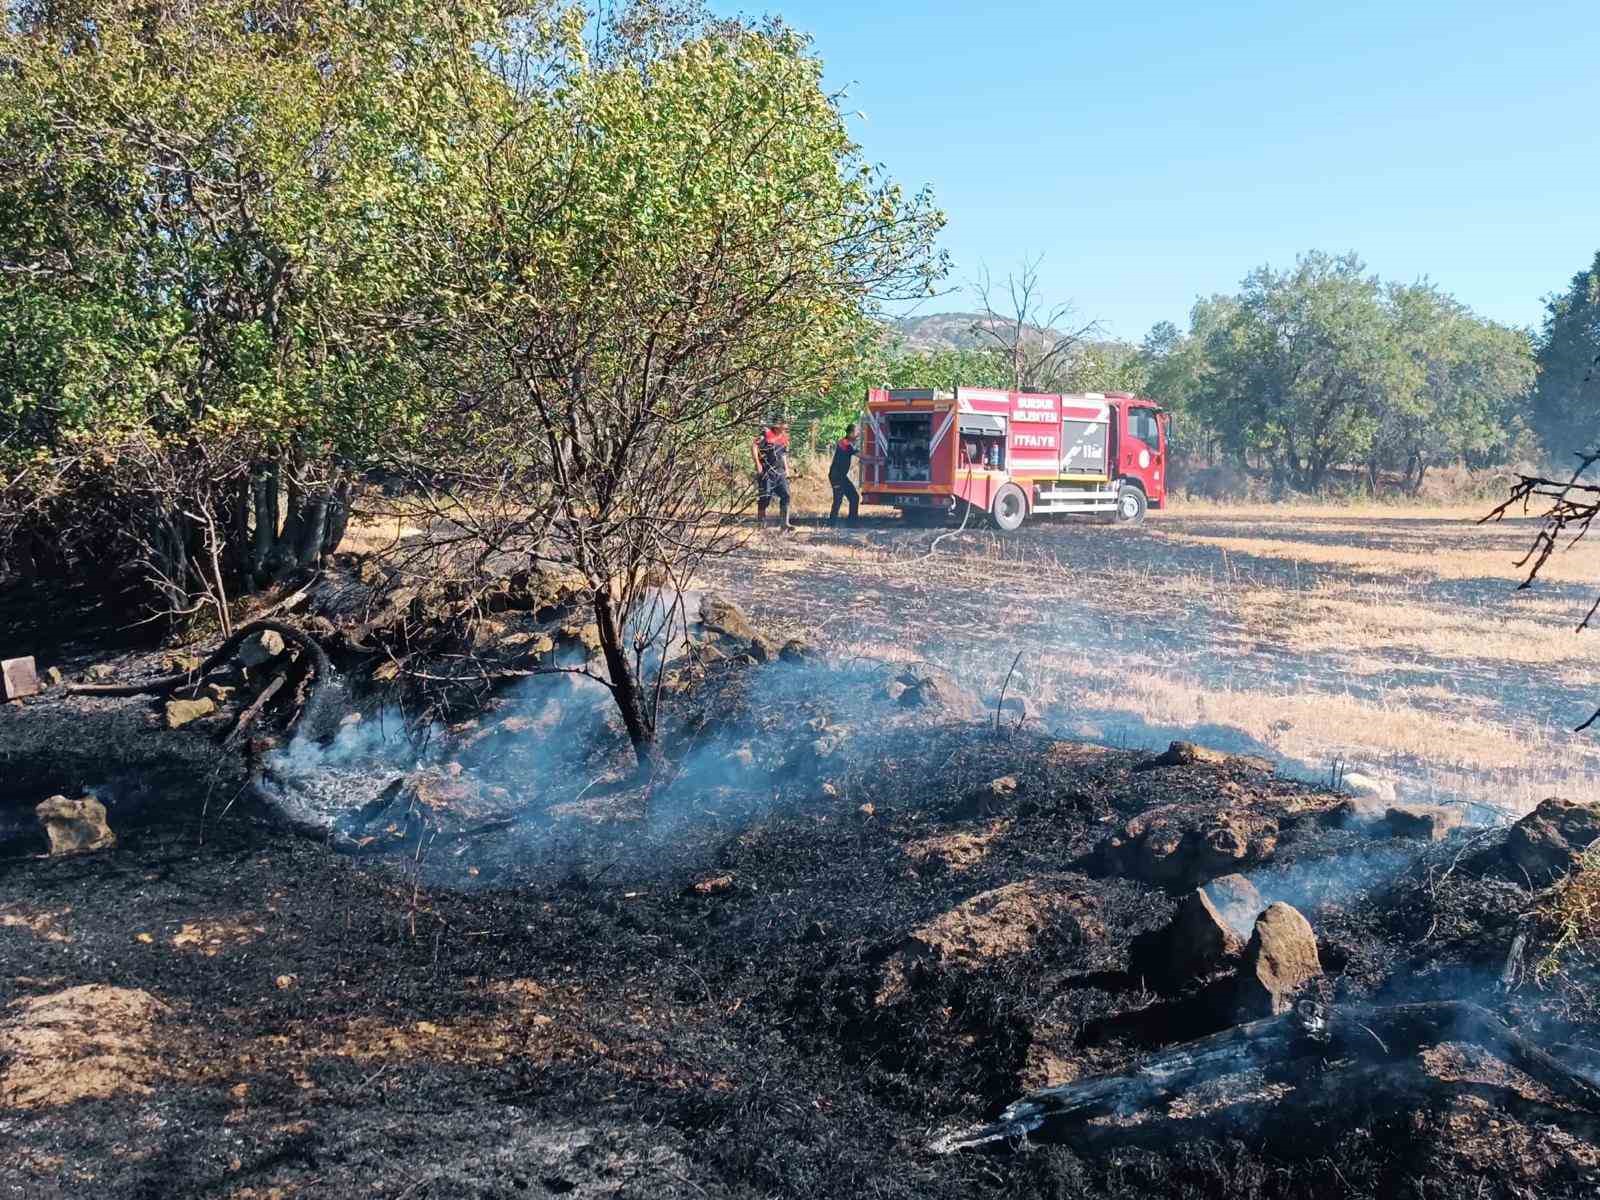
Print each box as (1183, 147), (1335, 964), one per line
(6, 5), (1600, 1200)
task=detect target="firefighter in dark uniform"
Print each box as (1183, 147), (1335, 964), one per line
(753, 419), (792, 531)
(828, 423), (863, 525)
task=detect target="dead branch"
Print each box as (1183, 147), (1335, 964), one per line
(972, 255), (1101, 391)
(65, 619), (332, 698)
(223, 672), (288, 748)
(993, 649), (1024, 739)
(1482, 447), (1600, 729)
(931, 1000), (1600, 1154)
(252, 573), (320, 622)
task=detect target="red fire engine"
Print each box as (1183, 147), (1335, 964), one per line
(860, 386), (1169, 529)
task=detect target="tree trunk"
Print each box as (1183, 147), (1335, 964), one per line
(934, 1000), (1600, 1155)
(322, 480), (352, 559)
(293, 493), (328, 569)
(1408, 452), (1428, 497)
(592, 587), (661, 778)
(251, 464), (279, 581)
(144, 509), (191, 626)
(277, 468), (306, 563)
(269, 457), (342, 577)
(20, 528), (69, 582)
(225, 479), (254, 574)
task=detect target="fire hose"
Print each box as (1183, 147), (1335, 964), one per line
(883, 467), (975, 567)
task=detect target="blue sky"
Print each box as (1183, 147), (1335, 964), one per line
(715, 0), (1600, 342)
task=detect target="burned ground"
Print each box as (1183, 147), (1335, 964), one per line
(4, 508), (1600, 1199)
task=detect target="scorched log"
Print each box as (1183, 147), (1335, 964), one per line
(930, 1000), (1600, 1154)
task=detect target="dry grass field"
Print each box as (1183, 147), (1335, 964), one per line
(708, 500), (1600, 820)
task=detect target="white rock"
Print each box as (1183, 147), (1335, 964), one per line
(1341, 771), (1396, 804)
(2, 656), (40, 700)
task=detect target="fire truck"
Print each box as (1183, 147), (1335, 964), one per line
(860, 387), (1169, 529)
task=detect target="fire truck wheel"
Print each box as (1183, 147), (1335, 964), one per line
(1114, 482), (1147, 525)
(990, 484), (1028, 532)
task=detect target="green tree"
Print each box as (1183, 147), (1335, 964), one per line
(403, 7), (944, 771)
(0, 0), (490, 617)
(1529, 250), (1600, 469)
(1200, 252), (1397, 492)
(1378, 283), (1534, 494)
(1138, 309), (1234, 465)
(1062, 341), (1147, 395)
(1144, 265), (1533, 494)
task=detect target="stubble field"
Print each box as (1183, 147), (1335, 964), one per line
(710, 500), (1600, 820)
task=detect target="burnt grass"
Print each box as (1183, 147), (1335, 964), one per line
(4, 589), (1600, 1197)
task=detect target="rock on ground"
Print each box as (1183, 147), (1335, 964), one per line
(1385, 803), (1464, 842)
(164, 696), (217, 729)
(1234, 902), (1322, 1020)
(1129, 887), (1244, 995)
(0, 985), (168, 1109)
(34, 794), (116, 855)
(780, 638), (819, 664)
(1100, 804), (1279, 888)
(1135, 740), (1272, 774)
(237, 628), (287, 668)
(2, 655), (40, 700)
(893, 666), (976, 716)
(953, 775), (1021, 819)
(875, 879), (1101, 1006)
(698, 593), (757, 642)
(1505, 797), (1600, 880)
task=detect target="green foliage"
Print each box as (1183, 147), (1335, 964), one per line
(1146, 253), (1534, 491)
(1382, 282), (1535, 488)
(0, 0), (482, 467)
(1535, 844), (1600, 987)
(1062, 341), (1147, 395)
(1138, 312), (1231, 463)
(1529, 250), (1600, 469)
(433, 10), (943, 454)
(0, 0), (944, 627)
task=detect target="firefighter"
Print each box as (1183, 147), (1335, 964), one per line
(828, 423), (864, 525)
(753, 418), (792, 531)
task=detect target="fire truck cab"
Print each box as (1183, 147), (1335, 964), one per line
(860, 386), (1169, 529)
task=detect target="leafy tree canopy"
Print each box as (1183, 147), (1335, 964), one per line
(1143, 252), (1533, 491)
(1529, 250), (1600, 469)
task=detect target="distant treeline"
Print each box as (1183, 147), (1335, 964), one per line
(812, 250), (1600, 496)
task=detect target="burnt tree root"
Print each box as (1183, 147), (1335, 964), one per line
(64, 619), (333, 699)
(931, 1000), (1600, 1155)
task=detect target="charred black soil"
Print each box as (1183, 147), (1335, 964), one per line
(3, 541), (1600, 1199)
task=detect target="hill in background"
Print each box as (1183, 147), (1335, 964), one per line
(888, 312), (1134, 361)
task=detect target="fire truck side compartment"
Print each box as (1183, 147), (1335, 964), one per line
(884, 412), (933, 482)
(1059, 419), (1109, 475)
(958, 413), (1007, 469)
